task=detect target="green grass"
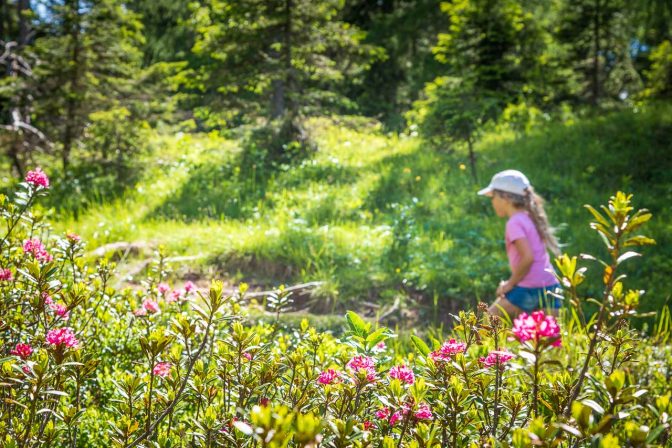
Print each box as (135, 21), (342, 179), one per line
(31, 103), (672, 321)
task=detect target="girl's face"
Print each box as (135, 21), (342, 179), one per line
(490, 192), (509, 217)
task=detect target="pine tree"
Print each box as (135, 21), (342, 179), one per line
(31, 0), (145, 170)
(187, 0), (377, 149)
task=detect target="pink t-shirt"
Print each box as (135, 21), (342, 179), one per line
(505, 211), (557, 287)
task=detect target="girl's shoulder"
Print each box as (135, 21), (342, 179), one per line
(507, 211), (533, 226)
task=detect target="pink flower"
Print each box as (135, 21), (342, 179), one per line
(184, 281), (196, 294)
(317, 369), (341, 385)
(22, 365), (31, 374)
(43, 292), (53, 305)
(46, 327), (79, 348)
(389, 364), (415, 385)
(25, 168), (49, 188)
(10, 343), (33, 359)
(375, 407), (390, 420)
(133, 308), (147, 317)
(512, 311), (561, 346)
(479, 350), (515, 368)
(153, 362), (172, 377)
(157, 283), (170, 295)
(346, 355), (377, 382)
(142, 299), (160, 314)
(0, 268), (12, 281)
(242, 352), (253, 361)
(167, 289), (181, 303)
(260, 397), (270, 407)
(414, 403), (433, 420)
(66, 233), (81, 243)
(49, 302), (69, 319)
(363, 420), (375, 431)
(23, 238), (53, 263)
(429, 338), (467, 362)
(389, 411), (403, 426)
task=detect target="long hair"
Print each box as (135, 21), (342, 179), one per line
(494, 188), (561, 257)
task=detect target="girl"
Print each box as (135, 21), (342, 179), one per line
(478, 169), (562, 318)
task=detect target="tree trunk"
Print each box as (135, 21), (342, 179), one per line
(17, 0), (30, 46)
(591, 0), (601, 105)
(62, 0), (82, 172)
(284, 0), (295, 121)
(0, 0), (6, 40)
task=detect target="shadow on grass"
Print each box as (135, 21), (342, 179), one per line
(149, 124), (363, 222)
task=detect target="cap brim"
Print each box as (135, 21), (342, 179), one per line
(477, 186), (493, 196)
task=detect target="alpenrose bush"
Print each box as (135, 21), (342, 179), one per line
(1, 171), (671, 447)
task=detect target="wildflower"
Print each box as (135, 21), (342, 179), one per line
(389, 411), (403, 426)
(153, 362), (172, 377)
(23, 238), (53, 263)
(142, 299), (160, 314)
(0, 268), (12, 281)
(22, 365), (31, 374)
(133, 308), (147, 317)
(259, 397), (270, 407)
(46, 327), (79, 348)
(479, 350), (515, 368)
(414, 403), (433, 420)
(43, 292), (53, 305)
(317, 369), (340, 385)
(389, 364), (415, 385)
(184, 281), (196, 294)
(50, 302), (70, 319)
(429, 338), (467, 362)
(512, 311), (561, 346)
(66, 233), (81, 243)
(375, 407), (390, 420)
(346, 355), (377, 382)
(10, 343), (33, 360)
(363, 420), (375, 431)
(25, 168), (49, 188)
(167, 289), (181, 303)
(157, 283), (170, 295)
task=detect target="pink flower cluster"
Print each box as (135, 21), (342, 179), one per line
(44, 294), (69, 319)
(23, 238), (53, 263)
(389, 364), (415, 385)
(479, 350), (515, 368)
(46, 327), (79, 348)
(66, 232), (81, 243)
(25, 168), (49, 188)
(11, 343), (33, 359)
(0, 268), (12, 281)
(512, 311), (562, 347)
(134, 299), (160, 316)
(317, 368), (341, 385)
(153, 362), (172, 377)
(346, 355), (377, 382)
(375, 407), (404, 425)
(414, 403), (433, 420)
(165, 281), (197, 303)
(429, 338), (467, 362)
(157, 283), (170, 295)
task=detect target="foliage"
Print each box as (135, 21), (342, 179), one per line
(1, 172), (671, 446)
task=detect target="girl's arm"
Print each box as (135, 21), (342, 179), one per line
(498, 237), (534, 296)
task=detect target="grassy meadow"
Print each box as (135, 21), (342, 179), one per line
(8, 103), (663, 329)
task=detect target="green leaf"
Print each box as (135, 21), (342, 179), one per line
(411, 335), (431, 357)
(345, 311), (370, 336)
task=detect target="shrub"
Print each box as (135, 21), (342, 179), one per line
(1, 171), (670, 447)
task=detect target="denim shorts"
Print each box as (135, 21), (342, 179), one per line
(505, 284), (562, 312)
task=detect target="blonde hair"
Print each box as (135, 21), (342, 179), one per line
(494, 187), (561, 257)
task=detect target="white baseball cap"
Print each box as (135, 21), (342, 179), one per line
(477, 170), (531, 196)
